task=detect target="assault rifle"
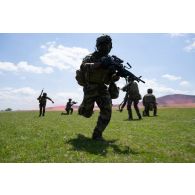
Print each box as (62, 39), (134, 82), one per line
(37, 88), (44, 100)
(106, 55), (145, 83)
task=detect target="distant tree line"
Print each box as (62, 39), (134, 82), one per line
(0, 108), (12, 112)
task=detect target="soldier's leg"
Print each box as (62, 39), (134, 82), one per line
(145, 104), (150, 116)
(127, 99), (133, 120)
(153, 104), (157, 116)
(134, 100), (142, 119)
(70, 108), (73, 114)
(42, 105), (46, 116)
(78, 94), (95, 118)
(39, 104), (42, 117)
(67, 109), (70, 115)
(93, 96), (112, 139)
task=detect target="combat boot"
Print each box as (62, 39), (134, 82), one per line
(92, 129), (104, 141)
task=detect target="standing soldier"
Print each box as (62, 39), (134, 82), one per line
(120, 77), (142, 120)
(37, 90), (54, 117)
(75, 34), (120, 141)
(143, 88), (157, 117)
(61, 98), (77, 115)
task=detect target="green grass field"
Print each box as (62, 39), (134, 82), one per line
(0, 108), (195, 162)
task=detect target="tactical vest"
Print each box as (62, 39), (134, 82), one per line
(82, 52), (112, 85)
(143, 94), (155, 103)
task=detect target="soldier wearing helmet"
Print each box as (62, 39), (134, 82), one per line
(143, 88), (157, 117)
(120, 76), (142, 120)
(77, 34), (119, 141)
(37, 91), (54, 117)
(61, 98), (77, 115)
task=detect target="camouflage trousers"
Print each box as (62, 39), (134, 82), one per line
(66, 107), (73, 115)
(127, 99), (141, 119)
(78, 84), (112, 135)
(144, 103), (157, 116)
(39, 104), (46, 116)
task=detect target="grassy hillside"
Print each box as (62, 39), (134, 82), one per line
(0, 108), (195, 162)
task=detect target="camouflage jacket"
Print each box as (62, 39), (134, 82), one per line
(122, 81), (141, 100)
(143, 94), (156, 105)
(37, 96), (52, 105)
(80, 51), (115, 85)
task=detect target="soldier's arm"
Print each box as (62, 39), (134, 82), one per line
(143, 96), (146, 106)
(120, 93), (128, 111)
(153, 95), (157, 104)
(46, 97), (54, 103)
(81, 62), (102, 70)
(80, 55), (100, 70)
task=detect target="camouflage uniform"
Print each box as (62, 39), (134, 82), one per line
(77, 35), (117, 140)
(65, 99), (74, 114)
(37, 93), (54, 117)
(121, 80), (142, 120)
(143, 89), (157, 116)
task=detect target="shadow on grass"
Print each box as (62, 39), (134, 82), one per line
(123, 119), (143, 121)
(67, 134), (139, 156)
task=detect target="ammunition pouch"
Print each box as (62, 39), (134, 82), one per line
(86, 68), (110, 84)
(108, 82), (119, 99)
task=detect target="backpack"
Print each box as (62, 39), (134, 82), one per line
(75, 69), (86, 86)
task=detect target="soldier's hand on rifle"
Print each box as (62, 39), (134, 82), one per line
(111, 73), (120, 82)
(101, 56), (113, 68)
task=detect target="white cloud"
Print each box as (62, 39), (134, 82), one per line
(0, 61), (53, 74)
(184, 39), (195, 52)
(0, 87), (39, 110)
(179, 80), (190, 87)
(40, 43), (90, 71)
(12, 87), (37, 95)
(0, 87), (37, 100)
(116, 78), (127, 89)
(162, 74), (182, 81)
(138, 78), (191, 98)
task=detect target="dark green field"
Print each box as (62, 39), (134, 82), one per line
(0, 108), (195, 162)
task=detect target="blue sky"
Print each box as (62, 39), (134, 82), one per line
(1, 33), (195, 110)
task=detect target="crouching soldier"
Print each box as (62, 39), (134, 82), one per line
(143, 88), (157, 117)
(61, 98), (77, 115)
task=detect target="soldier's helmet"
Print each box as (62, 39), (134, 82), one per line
(68, 98), (72, 101)
(147, 88), (153, 94)
(96, 34), (112, 48)
(43, 92), (47, 96)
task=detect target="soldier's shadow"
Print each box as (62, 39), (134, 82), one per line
(67, 134), (139, 156)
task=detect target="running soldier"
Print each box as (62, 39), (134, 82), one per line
(76, 34), (119, 140)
